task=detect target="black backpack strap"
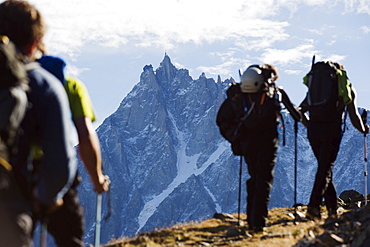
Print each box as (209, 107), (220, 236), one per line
(230, 97), (255, 142)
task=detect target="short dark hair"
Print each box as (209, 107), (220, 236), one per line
(0, 0), (46, 50)
(263, 64), (279, 81)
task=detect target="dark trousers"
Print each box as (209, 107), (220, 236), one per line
(307, 121), (342, 212)
(242, 129), (278, 229)
(46, 187), (85, 247)
(0, 165), (32, 247)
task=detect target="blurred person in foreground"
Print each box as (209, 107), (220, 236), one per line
(0, 0), (77, 246)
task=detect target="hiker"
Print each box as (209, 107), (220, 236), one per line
(36, 53), (110, 246)
(0, 36), (31, 246)
(0, 1), (77, 246)
(299, 60), (369, 219)
(37, 53), (109, 193)
(216, 64), (302, 233)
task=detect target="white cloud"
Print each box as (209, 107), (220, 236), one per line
(209, 51), (237, 62)
(284, 69), (303, 75)
(65, 65), (90, 78)
(259, 43), (316, 66)
(30, 0), (292, 55)
(327, 40), (336, 46)
(29, 0), (368, 57)
(343, 0), (370, 15)
(361, 25), (370, 34)
(27, 0), (367, 81)
(197, 57), (246, 78)
(305, 25), (335, 36)
(321, 54), (347, 64)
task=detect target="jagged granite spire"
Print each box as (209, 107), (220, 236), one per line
(156, 54), (177, 85)
(143, 64), (153, 72)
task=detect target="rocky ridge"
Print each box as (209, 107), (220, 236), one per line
(105, 190), (370, 246)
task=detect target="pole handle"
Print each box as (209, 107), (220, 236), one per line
(362, 110), (367, 137)
(362, 109), (368, 125)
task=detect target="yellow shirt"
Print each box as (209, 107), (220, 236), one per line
(64, 76), (96, 122)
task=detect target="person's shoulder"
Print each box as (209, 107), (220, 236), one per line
(27, 63), (66, 96)
(28, 63), (60, 84)
(64, 76), (88, 92)
(64, 75), (96, 121)
(65, 76), (79, 84)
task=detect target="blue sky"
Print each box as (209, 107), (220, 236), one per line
(27, 0), (370, 127)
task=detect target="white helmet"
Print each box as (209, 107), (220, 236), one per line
(240, 66), (265, 93)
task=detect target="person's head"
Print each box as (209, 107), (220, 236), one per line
(240, 64), (279, 93)
(332, 62), (344, 70)
(38, 55), (66, 83)
(35, 41), (66, 84)
(0, 0), (46, 57)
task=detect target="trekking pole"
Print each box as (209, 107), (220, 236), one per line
(361, 110), (368, 206)
(238, 156), (242, 224)
(293, 120), (298, 223)
(94, 174), (111, 247)
(94, 193), (102, 247)
(40, 218), (47, 247)
(311, 55), (315, 67)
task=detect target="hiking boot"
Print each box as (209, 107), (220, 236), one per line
(249, 226), (267, 235)
(306, 207), (321, 220)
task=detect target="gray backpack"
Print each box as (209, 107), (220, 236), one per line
(0, 35), (28, 162)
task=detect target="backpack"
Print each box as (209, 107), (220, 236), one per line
(216, 82), (281, 155)
(0, 35), (28, 164)
(303, 60), (352, 122)
(216, 83), (243, 155)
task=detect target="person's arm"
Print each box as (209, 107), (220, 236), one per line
(279, 88), (302, 122)
(65, 77), (109, 193)
(298, 96), (309, 128)
(347, 88), (370, 134)
(74, 116), (109, 194)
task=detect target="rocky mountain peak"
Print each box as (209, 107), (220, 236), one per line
(156, 53), (177, 85)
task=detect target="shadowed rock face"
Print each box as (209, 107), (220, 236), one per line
(295, 191), (370, 247)
(339, 189), (365, 209)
